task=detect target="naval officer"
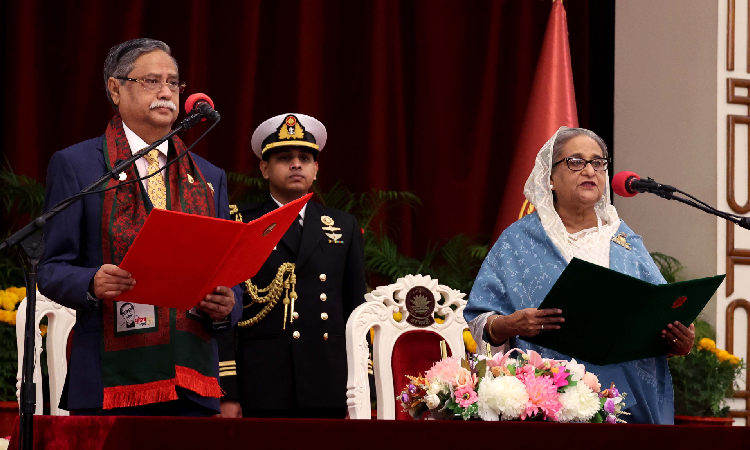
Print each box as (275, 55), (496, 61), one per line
(218, 113), (367, 418)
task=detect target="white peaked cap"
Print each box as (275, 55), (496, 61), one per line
(250, 113), (327, 159)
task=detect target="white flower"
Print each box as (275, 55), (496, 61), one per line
(427, 382), (442, 395)
(476, 374), (529, 421)
(561, 358), (586, 382)
(424, 393), (441, 410)
(557, 382), (601, 423)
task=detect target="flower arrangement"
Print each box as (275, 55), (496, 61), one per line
(669, 338), (744, 418)
(399, 348), (628, 423)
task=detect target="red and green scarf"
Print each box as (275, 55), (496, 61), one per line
(99, 114), (222, 409)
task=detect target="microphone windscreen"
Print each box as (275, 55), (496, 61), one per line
(184, 93), (215, 114)
(612, 171), (640, 197)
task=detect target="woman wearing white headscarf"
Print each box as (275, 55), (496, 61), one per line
(465, 127), (694, 424)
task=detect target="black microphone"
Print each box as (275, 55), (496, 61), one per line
(184, 93), (220, 121)
(612, 171), (677, 197)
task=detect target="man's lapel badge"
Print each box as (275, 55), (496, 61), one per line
(321, 215), (344, 244)
(611, 232), (632, 251)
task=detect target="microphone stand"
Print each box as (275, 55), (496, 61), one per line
(636, 177), (750, 230)
(0, 108), (208, 450)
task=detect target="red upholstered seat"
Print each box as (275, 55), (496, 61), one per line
(390, 330), (453, 420)
(345, 274), (467, 419)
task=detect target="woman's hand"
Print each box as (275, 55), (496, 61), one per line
(661, 321), (694, 356)
(509, 308), (564, 337)
(487, 308), (565, 344)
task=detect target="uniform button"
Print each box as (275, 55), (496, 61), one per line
(321, 312), (328, 320)
(292, 311), (299, 320)
(320, 293), (327, 301)
(293, 331), (300, 339)
(323, 333), (329, 340)
(319, 273), (327, 281)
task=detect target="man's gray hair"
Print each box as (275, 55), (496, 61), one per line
(551, 127), (609, 164)
(103, 38), (178, 111)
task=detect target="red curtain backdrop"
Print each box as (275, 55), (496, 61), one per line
(2, 0), (614, 257)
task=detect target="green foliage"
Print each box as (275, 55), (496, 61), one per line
(669, 348), (744, 417)
(650, 252), (684, 284)
(0, 255), (26, 291)
(0, 323), (17, 402)
(430, 235), (489, 294)
(364, 232), (489, 293)
(226, 171), (269, 205)
(313, 180), (422, 233)
(364, 231), (432, 283)
(0, 163), (46, 220)
(0, 163), (46, 290)
(693, 318), (715, 346)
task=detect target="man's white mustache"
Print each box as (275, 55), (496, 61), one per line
(150, 100), (177, 111)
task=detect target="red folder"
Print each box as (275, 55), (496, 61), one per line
(117, 193), (312, 309)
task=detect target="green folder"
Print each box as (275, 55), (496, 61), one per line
(524, 258), (724, 365)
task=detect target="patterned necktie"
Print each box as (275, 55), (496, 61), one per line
(144, 149), (166, 209)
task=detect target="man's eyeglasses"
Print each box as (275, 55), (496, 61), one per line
(552, 157), (609, 172)
(116, 77), (186, 93)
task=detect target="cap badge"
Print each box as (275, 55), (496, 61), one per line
(279, 115), (305, 140)
(321, 216), (343, 244)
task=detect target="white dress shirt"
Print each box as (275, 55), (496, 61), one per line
(271, 194), (307, 227)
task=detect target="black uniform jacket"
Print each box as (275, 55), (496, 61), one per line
(218, 196), (367, 410)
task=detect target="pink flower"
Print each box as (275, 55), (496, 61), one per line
(549, 367), (569, 389)
(582, 372), (601, 393)
(515, 365), (535, 378)
(455, 385), (479, 408)
(425, 357), (461, 386)
(485, 347), (521, 368)
(455, 367), (477, 389)
(527, 350), (545, 369)
(519, 373), (561, 420)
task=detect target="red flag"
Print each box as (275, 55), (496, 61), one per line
(492, 0), (578, 241)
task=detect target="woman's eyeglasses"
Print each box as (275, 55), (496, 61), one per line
(552, 157), (609, 172)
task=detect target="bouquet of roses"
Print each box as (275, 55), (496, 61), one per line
(398, 348), (628, 423)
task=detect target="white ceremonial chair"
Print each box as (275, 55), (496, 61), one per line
(15, 292), (76, 416)
(345, 274), (467, 419)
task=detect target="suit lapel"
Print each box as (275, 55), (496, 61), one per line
(297, 201), (324, 268)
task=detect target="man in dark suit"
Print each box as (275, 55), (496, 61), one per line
(38, 38), (241, 416)
(218, 114), (367, 418)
